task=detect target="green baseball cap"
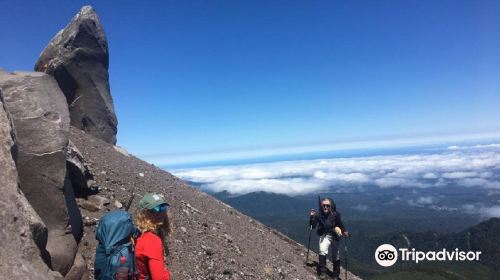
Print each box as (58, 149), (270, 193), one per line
(139, 193), (169, 210)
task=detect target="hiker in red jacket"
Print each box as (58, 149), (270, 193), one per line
(135, 193), (173, 280)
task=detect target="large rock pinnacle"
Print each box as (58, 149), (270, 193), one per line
(35, 5), (117, 144)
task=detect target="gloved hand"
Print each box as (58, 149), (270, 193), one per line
(309, 209), (316, 216)
(334, 227), (342, 237)
(309, 209), (316, 225)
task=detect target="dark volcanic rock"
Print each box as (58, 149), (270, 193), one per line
(67, 139), (95, 197)
(0, 70), (82, 276)
(35, 5), (117, 144)
(0, 70), (70, 224)
(65, 252), (88, 280)
(0, 89), (54, 280)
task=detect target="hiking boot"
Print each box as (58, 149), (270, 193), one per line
(332, 260), (341, 277)
(318, 255), (327, 278)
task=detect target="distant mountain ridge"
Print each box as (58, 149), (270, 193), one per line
(213, 190), (500, 279)
(391, 217), (500, 269)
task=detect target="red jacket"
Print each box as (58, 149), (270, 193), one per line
(135, 231), (171, 280)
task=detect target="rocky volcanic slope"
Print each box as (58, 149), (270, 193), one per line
(71, 126), (361, 280)
(0, 5), (361, 279)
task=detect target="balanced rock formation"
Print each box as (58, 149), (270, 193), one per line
(0, 89), (55, 280)
(35, 5), (117, 144)
(0, 70), (83, 276)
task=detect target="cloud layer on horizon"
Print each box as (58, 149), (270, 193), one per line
(172, 144), (500, 196)
(463, 204), (500, 218)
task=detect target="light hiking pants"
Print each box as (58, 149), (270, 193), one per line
(319, 233), (340, 261)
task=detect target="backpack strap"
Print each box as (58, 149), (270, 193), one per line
(107, 236), (132, 256)
(130, 236), (139, 280)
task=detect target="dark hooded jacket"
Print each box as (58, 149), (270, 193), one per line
(310, 198), (346, 236)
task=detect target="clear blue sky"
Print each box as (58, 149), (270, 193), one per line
(1, 0), (499, 165)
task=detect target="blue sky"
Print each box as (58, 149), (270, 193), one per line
(1, 0), (499, 165)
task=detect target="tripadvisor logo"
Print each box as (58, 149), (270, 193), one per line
(375, 244), (482, 267)
(375, 244), (398, 267)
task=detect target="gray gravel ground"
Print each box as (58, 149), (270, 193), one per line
(70, 127), (361, 280)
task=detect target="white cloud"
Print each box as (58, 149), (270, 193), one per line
(201, 177), (328, 196)
(480, 206), (500, 218)
(442, 171), (477, 179)
(447, 143), (500, 150)
(172, 144), (500, 196)
(313, 171), (370, 183)
(407, 196), (438, 207)
(416, 196), (436, 205)
(375, 177), (407, 188)
(422, 172), (438, 179)
(457, 178), (500, 189)
(462, 204), (500, 218)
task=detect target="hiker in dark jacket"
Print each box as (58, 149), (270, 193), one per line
(310, 197), (349, 280)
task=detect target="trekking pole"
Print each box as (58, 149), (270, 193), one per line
(345, 236), (347, 280)
(305, 224), (313, 264)
(344, 233), (351, 280)
(124, 193), (135, 211)
(124, 187), (136, 212)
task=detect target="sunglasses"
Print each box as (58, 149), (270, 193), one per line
(322, 204), (331, 208)
(151, 203), (168, 213)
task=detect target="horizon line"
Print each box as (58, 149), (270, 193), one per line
(135, 130), (500, 168)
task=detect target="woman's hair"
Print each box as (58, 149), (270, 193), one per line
(135, 209), (173, 242)
(321, 197), (336, 211)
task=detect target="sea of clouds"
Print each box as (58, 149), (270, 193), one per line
(173, 143), (500, 198)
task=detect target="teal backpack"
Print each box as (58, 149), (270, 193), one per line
(94, 210), (138, 280)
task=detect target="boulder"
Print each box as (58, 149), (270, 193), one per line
(76, 199), (100, 212)
(88, 194), (110, 207)
(35, 5), (117, 144)
(67, 139), (95, 197)
(46, 228), (79, 275)
(0, 89), (54, 279)
(64, 252), (87, 280)
(0, 71), (82, 276)
(113, 145), (130, 157)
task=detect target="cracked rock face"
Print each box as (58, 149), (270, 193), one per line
(35, 5), (117, 144)
(0, 88), (54, 280)
(67, 139), (95, 197)
(0, 70), (82, 276)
